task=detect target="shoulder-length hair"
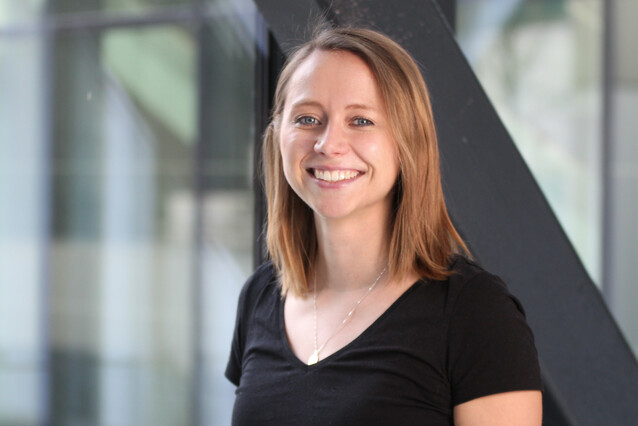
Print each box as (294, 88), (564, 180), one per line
(262, 26), (469, 297)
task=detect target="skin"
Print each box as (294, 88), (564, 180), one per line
(279, 49), (542, 425)
(454, 391), (543, 425)
(279, 50), (400, 226)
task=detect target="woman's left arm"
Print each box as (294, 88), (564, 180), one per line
(454, 390), (542, 426)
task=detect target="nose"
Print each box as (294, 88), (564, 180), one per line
(314, 123), (349, 156)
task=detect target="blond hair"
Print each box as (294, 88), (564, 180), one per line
(262, 26), (469, 297)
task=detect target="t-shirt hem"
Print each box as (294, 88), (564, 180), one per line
(452, 384), (543, 407)
(225, 365), (240, 387)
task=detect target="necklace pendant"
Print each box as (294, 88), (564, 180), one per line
(307, 350), (319, 365)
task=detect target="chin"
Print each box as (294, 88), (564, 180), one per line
(308, 200), (355, 219)
(313, 207), (353, 220)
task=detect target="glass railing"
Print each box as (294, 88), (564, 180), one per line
(0, 1), (258, 424)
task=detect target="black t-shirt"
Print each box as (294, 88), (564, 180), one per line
(225, 256), (542, 425)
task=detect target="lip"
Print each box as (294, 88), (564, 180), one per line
(307, 166), (365, 172)
(306, 167), (364, 187)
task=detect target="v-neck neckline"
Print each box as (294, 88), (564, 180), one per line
(278, 278), (424, 371)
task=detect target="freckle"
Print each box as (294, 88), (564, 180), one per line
(87, 92), (92, 101)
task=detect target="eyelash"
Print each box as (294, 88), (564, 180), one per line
(353, 117), (374, 126)
(293, 116), (374, 127)
(294, 116), (320, 126)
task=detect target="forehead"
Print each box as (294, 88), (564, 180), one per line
(293, 49), (371, 78)
(284, 49), (383, 107)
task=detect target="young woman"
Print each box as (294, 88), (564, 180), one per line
(226, 26), (542, 425)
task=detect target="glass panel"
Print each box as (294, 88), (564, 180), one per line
(0, 34), (47, 426)
(457, 0), (604, 284)
(0, 1), (44, 25)
(198, 5), (257, 424)
(1, 1), (258, 423)
(47, 0), (191, 16)
(0, 0), (199, 24)
(606, 0), (638, 356)
(49, 24), (198, 425)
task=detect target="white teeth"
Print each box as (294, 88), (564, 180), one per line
(313, 169), (360, 182)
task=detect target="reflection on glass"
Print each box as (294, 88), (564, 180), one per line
(0, 1), (43, 25)
(0, 0), (257, 422)
(0, 35), (47, 426)
(198, 9), (257, 424)
(606, 0), (638, 357)
(48, 0), (190, 16)
(50, 25), (199, 425)
(457, 0), (603, 283)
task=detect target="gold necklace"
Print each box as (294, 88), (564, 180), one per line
(308, 265), (388, 365)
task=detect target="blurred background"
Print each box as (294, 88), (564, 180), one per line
(0, 0), (635, 424)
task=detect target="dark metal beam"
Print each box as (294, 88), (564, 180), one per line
(253, 0), (638, 424)
(434, 0), (456, 33)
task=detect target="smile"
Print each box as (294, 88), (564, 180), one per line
(312, 169), (360, 182)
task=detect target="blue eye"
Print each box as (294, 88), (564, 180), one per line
(353, 117), (373, 126)
(295, 116), (319, 126)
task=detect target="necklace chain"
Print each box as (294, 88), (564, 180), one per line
(308, 265), (388, 365)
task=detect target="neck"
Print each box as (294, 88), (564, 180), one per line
(313, 212), (392, 292)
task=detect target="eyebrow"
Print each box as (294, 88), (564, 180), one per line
(289, 100), (323, 110)
(289, 100), (377, 112)
(345, 103), (376, 111)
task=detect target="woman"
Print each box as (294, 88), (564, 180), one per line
(226, 26), (542, 425)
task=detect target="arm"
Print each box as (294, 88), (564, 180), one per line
(454, 390), (542, 426)
(445, 267), (544, 424)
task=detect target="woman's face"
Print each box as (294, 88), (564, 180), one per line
(279, 49), (400, 224)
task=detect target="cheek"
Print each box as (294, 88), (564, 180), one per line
(369, 134), (400, 173)
(385, 135), (400, 173)
(279, 131), (303, 186)
(280, 130), (309, 166)
(381, 139), (401, 187)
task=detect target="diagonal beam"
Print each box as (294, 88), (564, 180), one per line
(253, 0), (638, 424)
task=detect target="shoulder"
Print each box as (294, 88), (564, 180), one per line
(443, 256), (542, 405)
(226, 262), (279, 386)
(236, 261), (280, 315)
(447, 255), (502, 289)
(445, 255), (525, 316)
(444, 255), (532, 343)
(242, 261), (279, 292)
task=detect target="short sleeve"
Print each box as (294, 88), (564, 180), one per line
(225, 282), (249, 386)
(225, 262), (278, 387)
(447, 272), (542, 406)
